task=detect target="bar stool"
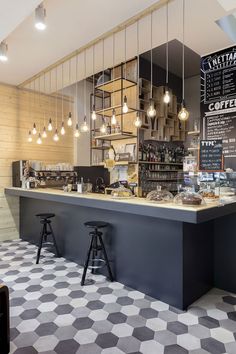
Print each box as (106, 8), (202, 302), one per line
(35, 213), (60, 264)
(81, 221), (114, 286)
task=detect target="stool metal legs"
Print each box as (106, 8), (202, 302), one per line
(81, 232), (113, 286)
(36, 222), (60, 264)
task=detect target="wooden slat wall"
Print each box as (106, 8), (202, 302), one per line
(0, 83), (73, 241)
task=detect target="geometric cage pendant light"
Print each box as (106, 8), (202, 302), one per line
(178, 0), (189, 121)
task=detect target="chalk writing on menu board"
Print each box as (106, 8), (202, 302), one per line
(201, 45), (236, 168)
(199, 140), (223, 172)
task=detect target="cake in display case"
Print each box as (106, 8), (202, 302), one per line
(111, 186), (133, 199)
(174, 189), (205, 206)
(146, 186), (174, 204)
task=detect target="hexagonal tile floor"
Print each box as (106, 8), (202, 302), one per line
(1, 239), (236, 354)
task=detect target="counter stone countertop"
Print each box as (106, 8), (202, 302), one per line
(5, 187), (236, 224)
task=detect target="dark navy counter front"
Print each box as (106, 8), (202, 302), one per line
(5, 187), (236, 310)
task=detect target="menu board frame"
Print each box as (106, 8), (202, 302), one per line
(199, 139), (224, 172)
(201, 45), (236, 169)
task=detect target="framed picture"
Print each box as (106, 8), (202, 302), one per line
(125, 143), (136, 161)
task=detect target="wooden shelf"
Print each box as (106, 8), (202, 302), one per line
(95, 77), (136, 93)
(95, 105), (137, 117)
(95, 132), (137, 141)
(148, 170), (182, 172)
(91, 146), (110, 150)
(188, 147), (199, 151)
(139, 161), (183, 165)
(147, 178), (183, 182)
(188, 130), (200, 136)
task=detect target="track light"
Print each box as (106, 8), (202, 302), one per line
(35, 3), (47, 31)
(0, 42), (8, 62)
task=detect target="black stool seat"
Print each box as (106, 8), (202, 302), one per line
(84, 221), (108, 229)
(36, 213), (55, 219)
(81, 220), (113, 286)
(35, 213), (59, 264)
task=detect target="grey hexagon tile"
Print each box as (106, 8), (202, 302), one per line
(2, 239), (236, 354)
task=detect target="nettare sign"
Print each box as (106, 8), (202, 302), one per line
(201, 45), (236, 170)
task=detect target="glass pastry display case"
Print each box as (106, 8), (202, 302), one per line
(146, 186), (174, 203)
(174, 189), (205, 206)
(111, 185), (133, 199)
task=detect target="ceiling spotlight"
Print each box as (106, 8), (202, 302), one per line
(35, 3), (47, 31)
(0, 41), (8, 62)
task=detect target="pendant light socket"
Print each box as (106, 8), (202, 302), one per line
(42, 126), (47, 138)
(122, 95), (128, 114)
(67, 112), (72, 126)
(28, 131), (33, 142)
(74, 123), (80, 138)
(48, 118), (53, 131)
(81, 116), (89, 132)
(91, 104), (97, 120)
(53, 129), (59, 142)
(32, 123), (37, 135)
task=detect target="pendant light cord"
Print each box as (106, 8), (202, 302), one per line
(84, 51), (86, 118)
(137, 20), (139, 112)
(102, 39), (105, 124)
(50, 70), (52, 119)
(69, 58), (72, 113)
(93, 45), (95, 106)
(76, 55), (78, 124)
(112, 33), (115, 107)
(38, 77), (41, 131)
(150, 11), (153, 99)
(124, 26), (127, 97)
(56, 67), (58, 129)
(182, 0), (185, 105)
(61, 63), (64, 123)
(166, 1), (169, 85)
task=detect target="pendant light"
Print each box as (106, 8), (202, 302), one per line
(100, 39), (107, 135)
(81, 51), (89, 133)
(178, 0), (189, 122)
(74, 55), (80, 138)
(147, 12), (156, 118)
(111, 34), (117, 126)
(122, 27), (128, 114)
(0, 41), (8, 62)
(91, 46), (97, 121)
(67, 59), (73, 127)
(134, 20), (142, 128)
(36, 77), (43, 144)
(32, 80), (37, 135)
(42, 72), (47, 138)
(48, 70), (53, 131)
(28, 131), (33, 142)
(60, 63), (66, 135)
(28, 82), (33, 142)
(163, 1), (171, 104)
(53, 67), (59, 142)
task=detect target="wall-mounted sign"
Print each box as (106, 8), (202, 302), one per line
(199, 140), (224, 172)
(201, 45), (236, 169)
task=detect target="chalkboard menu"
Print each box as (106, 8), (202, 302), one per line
(199, 140), (224, 172)
(201, 45), (236, 169)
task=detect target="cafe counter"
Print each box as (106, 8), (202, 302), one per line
(5, 187), (236, 309)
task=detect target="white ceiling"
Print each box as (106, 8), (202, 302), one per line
(0, 0), (235, 86)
